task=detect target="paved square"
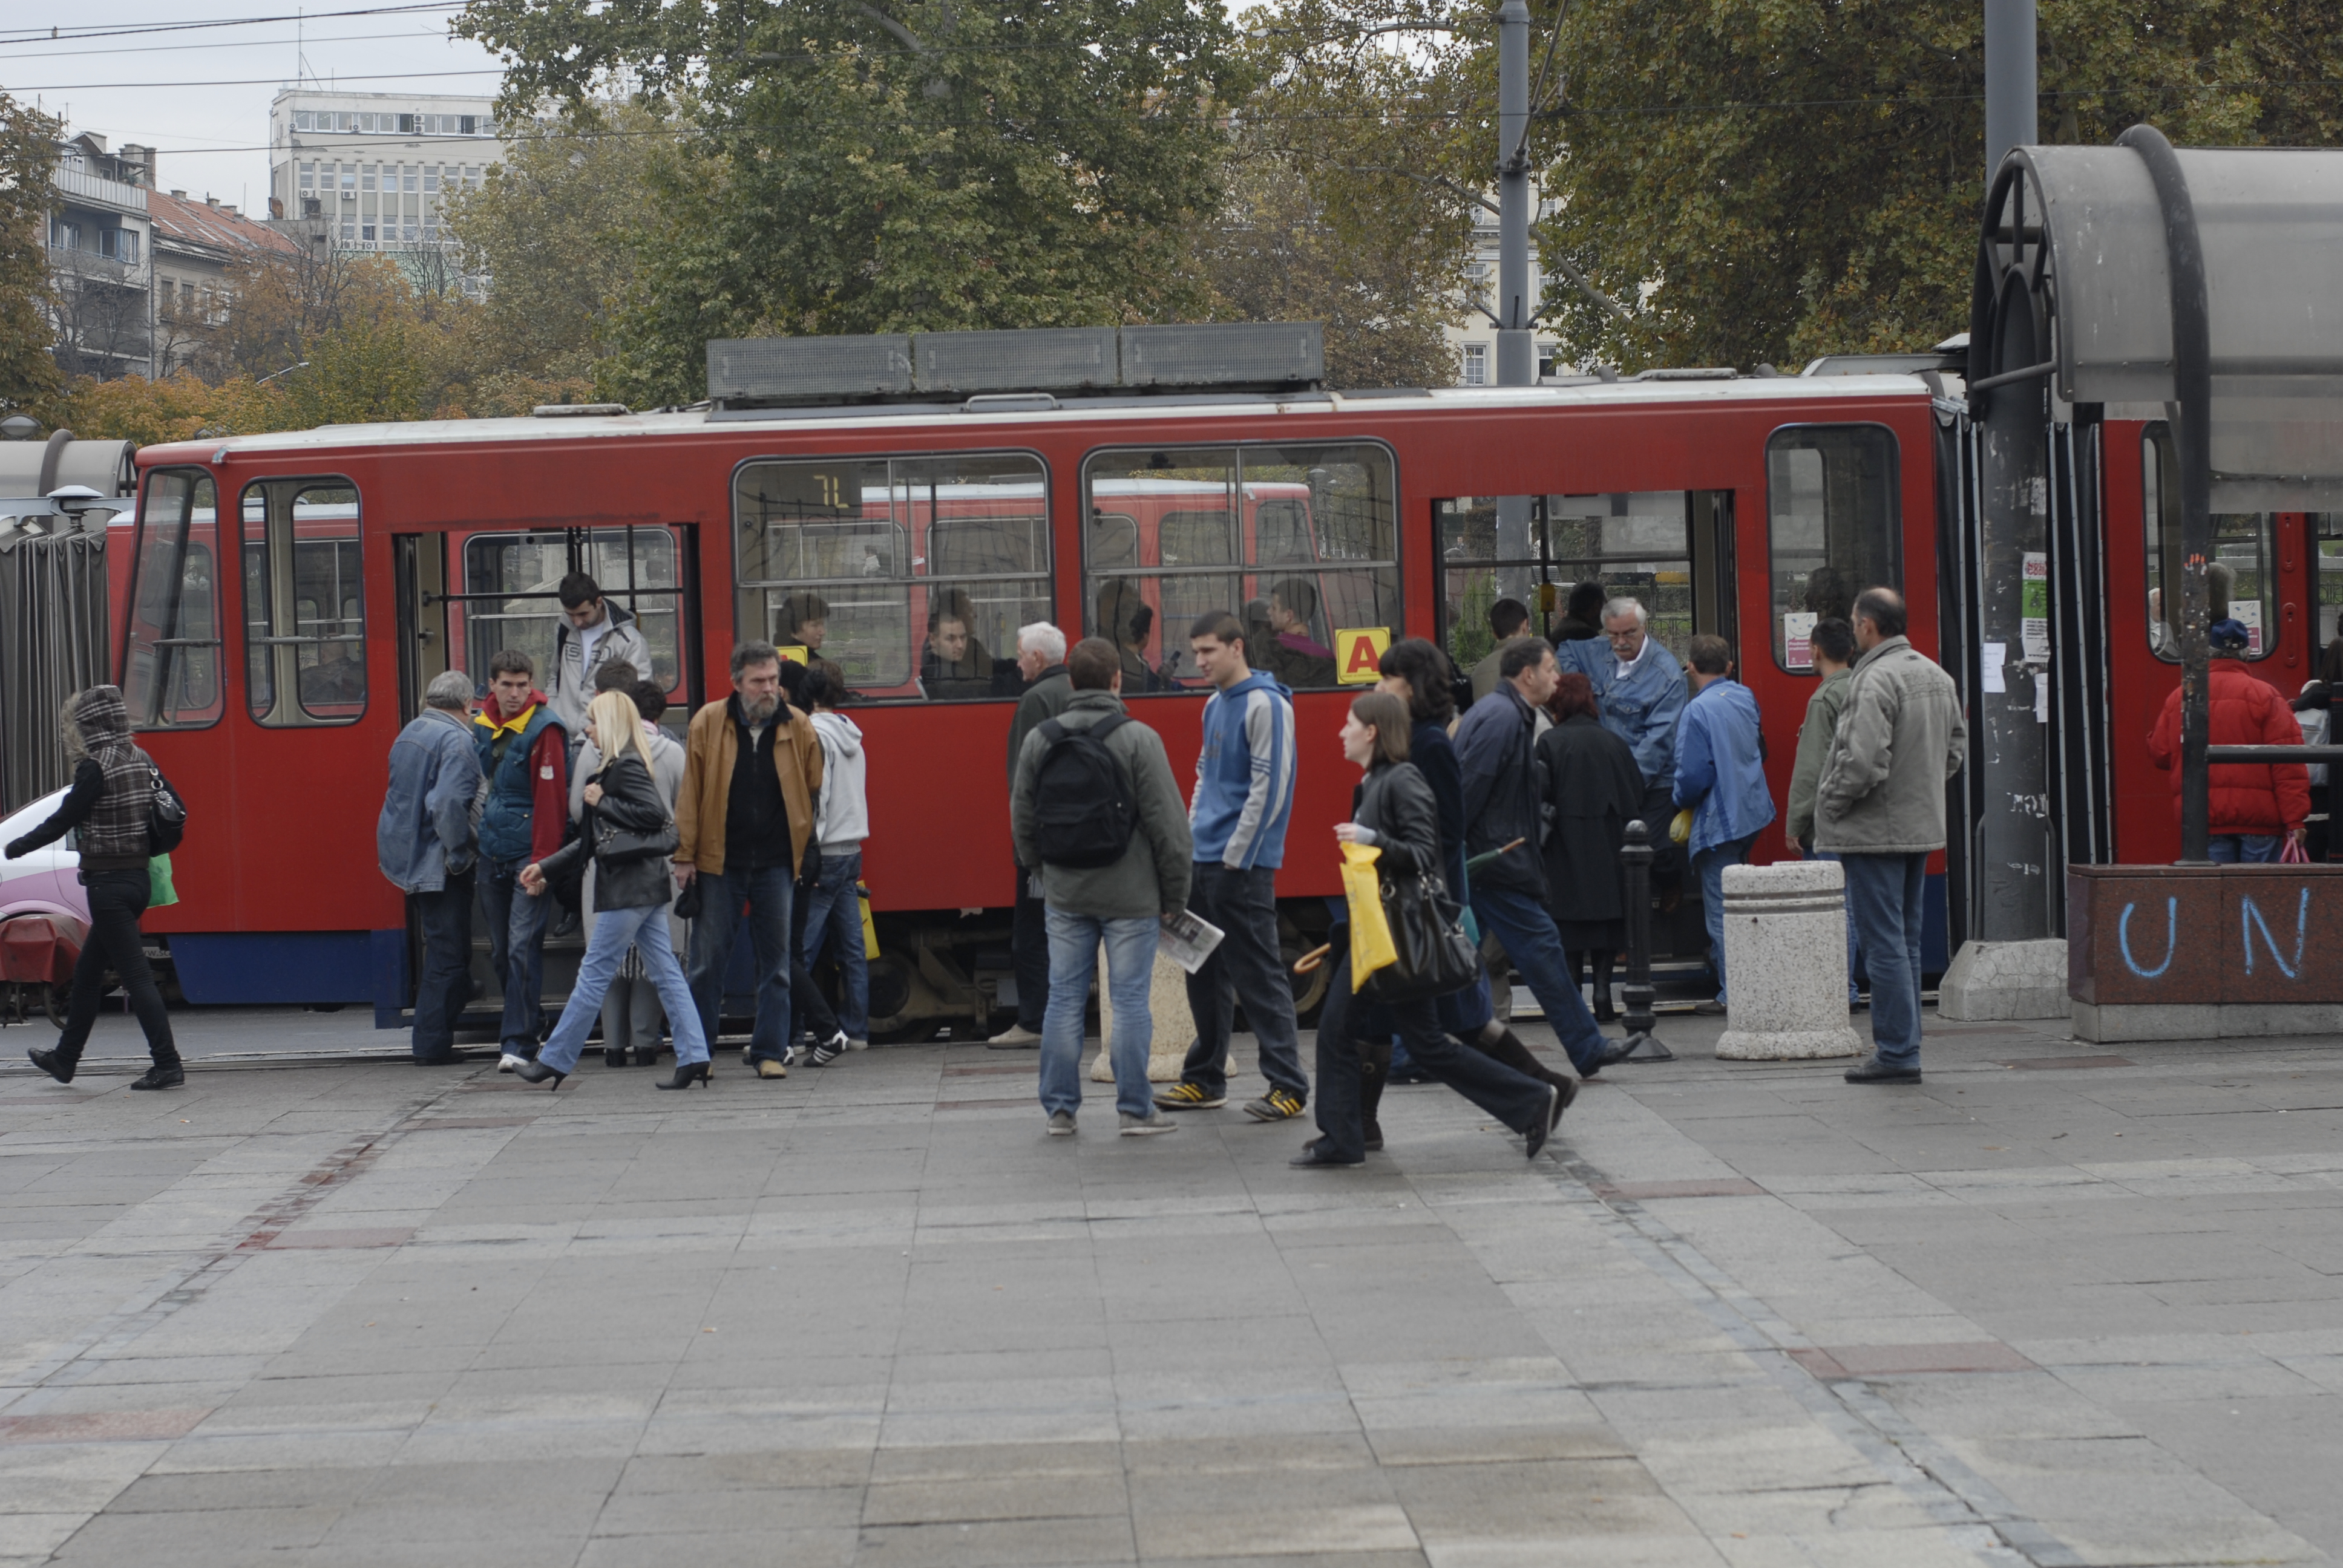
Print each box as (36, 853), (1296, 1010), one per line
(4, 1009), (2342, 1565)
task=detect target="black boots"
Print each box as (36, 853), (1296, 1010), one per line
(27, 1047), (73, 1084)
(129, 1061), (184, 1091)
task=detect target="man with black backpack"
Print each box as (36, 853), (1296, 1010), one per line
(1010, 638), (1192, 1137)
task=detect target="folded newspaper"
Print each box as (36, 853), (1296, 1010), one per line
(1157, 910), (1226, 975)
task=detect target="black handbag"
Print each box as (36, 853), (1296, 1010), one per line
(594, 809), (679, 866)
(1365, 869), (1482, 1004)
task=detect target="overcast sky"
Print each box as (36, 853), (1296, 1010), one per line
(2, 2), (503, 209)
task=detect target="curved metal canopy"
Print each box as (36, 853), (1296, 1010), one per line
(1973, 142), (2343, 509)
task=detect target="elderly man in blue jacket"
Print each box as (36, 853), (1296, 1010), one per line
(1673, 635), (1776, 1014)
(378, 670), (485, 1063)
(1560, 596), (1690, 897)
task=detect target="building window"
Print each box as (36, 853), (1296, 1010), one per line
(122, 469), (224, 730)
(402, 167), (418, 192)
(1081, 444), (1401, 690)
(298, 162), (315, 189)
(422, 166), (440, 193)
(361, 166), (376, 192)
(339, 165), (355, 191)
(733, 452), (1052, 701)
(459, 116), (477, 135)
(1460, 344), (1489, 386)
(1766, 425), (1902, 671)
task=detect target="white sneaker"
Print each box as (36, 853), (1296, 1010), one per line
(848, 1038), (870, 1052)
(987, 1024), (1043, 1050)
(497, 1052), (527, 1074)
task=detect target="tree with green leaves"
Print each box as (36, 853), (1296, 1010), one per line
(1539, 0), (2343, 372)
(0, 94), (63, 414)
(456, 0), (1247, 404)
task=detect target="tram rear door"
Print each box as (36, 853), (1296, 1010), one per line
(1435, 489), (1735, 969)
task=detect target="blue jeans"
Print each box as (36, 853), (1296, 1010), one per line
(1692, 834), (1757, 1004)
(411, 868), (474, 1060)
(1841, 851), (1928, 1069)
(539, 901), (709, 1073)
(1041, 909), (1160, 1119)
(2208, 834), (2281, 863)
(1470, 882), (1610, 1074)
(800, 848), (870, 1040)
(1804, 847), (1864, 1001)
(687, 863), (794, 1062)
(479, 855), (549, 1053)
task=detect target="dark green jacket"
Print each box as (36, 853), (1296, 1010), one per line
(1011, 691), (1193, 920)
(1786, 665), (1853, 843)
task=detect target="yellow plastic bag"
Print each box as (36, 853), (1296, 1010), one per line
(858, 883), (881, 960)
(1340, 842), (1397, 990)
(1669, 808), (1694, 846)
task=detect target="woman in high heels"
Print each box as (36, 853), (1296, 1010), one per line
(514, 690), (710, 1090)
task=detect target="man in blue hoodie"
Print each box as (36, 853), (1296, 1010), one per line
(1673, 635), (1777, 1013)
(1158, 611), (1309, 1122)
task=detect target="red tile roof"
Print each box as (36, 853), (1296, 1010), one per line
(148, 190), (301, 259)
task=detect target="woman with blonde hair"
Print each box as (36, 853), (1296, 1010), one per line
(516, 690), (709, 1089)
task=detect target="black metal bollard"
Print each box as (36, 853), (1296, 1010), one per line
(1613, 820), (1674, 1063)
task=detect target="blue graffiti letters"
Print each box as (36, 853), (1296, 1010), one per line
(2241, 887), (2312, 979)
(2119, 898), (2178, 979)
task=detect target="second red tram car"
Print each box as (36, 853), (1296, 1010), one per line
(111, 361), (2290, 1034)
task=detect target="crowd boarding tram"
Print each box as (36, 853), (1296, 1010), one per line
(108, 324), (2279, 1037)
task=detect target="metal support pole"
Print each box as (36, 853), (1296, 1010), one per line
(1495, 0), (1535, 388)
(2120, 124), (2213, 863)
(1612, 820), (1673, 1062)
(1984, 0), (2037, 180)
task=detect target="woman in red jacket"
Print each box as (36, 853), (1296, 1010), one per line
(2148, 619), (2312, 862)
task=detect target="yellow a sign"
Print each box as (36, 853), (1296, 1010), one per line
(777, 645), (810, 666)
(1334, 626), (1392, 685)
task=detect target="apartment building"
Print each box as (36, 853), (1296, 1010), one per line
(48, 134), (156, 380)
(149, 191), (301, 376)
(267, 90), (506, 260)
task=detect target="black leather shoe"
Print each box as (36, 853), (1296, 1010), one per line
(1291, 1147), (1365, 1168)
(413, 1052), (458, 1067)
(27, 1047), (73, 1084)
(1525, 1084), (1561, 1160)
(514, 1059), (568, 1089)
(1844, 1056), (1921, 1084)
(129, 1062), (185, 1091)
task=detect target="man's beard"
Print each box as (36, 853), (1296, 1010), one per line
(740, 691), (780, 725)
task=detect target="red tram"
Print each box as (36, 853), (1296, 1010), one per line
(108, 339), (2284, 1034)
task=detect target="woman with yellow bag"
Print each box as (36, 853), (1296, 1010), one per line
(1295, 692), (1564, 1169)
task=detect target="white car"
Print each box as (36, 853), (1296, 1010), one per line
(0, 788), (88, 927)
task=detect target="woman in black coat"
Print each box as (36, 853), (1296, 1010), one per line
(1296, 691), (1563, 1169)
(516, 691), (709, 1089)
(1538, 672), (1645, 1021)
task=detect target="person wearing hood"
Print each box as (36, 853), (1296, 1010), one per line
(548, 572), (654, 745)
(2149, 616), (2311, 863)
(1158, 610), (1311, 1122)
(4, 686), (183, 1089)
(799, 661), (871, 1054)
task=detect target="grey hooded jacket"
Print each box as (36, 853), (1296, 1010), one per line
(1814, 636), (1968, 855)
(1011, 690), (1193, 920)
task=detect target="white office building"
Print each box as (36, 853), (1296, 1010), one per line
(267, 90), (507, 252)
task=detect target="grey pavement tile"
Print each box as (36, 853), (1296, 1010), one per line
(617, 1449), (874, 1491)
(51, 1503), (344, 1557)
(594, 1483), (864, 1532)
(856, 1513), (1137, 1566)
(575, 1527), (859, 1568)
(862, 1473), (1127, 1526)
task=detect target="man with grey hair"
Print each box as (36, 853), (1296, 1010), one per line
(378, 670), (486, 1064)
(1560, 595), (1690, 898)
(991, 621), (1075, 1047)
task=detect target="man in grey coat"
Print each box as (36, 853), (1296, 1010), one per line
(1011, 638), (1193, 1137)
(992, 622), (1073, 1048)
(377, 670), (485, 1064)
(1815, 589), (1968, 1085)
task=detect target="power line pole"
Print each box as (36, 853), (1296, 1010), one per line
(1495, 0), (1534, 388)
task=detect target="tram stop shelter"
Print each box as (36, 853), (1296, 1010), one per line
(1970, 129), (2343, 1037)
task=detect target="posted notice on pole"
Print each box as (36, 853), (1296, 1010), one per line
(2021, 554), (2051, 661)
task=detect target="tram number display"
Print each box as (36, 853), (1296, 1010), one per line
(1335, 626), (1392, 685)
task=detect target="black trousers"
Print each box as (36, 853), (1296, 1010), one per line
(1314, 953), (1551, 1161)
(57, 866), (177, 1070)
(410, 868), (475, 1060)
(1011, 857), (1049, 1032)
(1179, 863), (1308, 1100)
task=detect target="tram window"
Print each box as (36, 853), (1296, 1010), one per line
(241, 480), (365, 726)
(1766, 426), (1900, 671)
(1439, 491), (1703, 674)
(121, 468), (223, 730)
(734, 451), (1048, 701)
(1081, 444), (1399, 689)
(2142, 424), (2276, 662)
(457, 529), (687, 725)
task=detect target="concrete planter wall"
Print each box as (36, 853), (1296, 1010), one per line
(2068, 864), (2343, 1042)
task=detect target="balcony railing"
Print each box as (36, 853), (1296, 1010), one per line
(52, 166), (149, 214)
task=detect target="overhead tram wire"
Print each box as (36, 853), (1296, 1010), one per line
(0, 4), (462, 45)
(0, 28), (470, 62)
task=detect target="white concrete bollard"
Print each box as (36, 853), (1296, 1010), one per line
(1091, 942), (1198, 1083)
(1714, 861), (1864, 1060)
